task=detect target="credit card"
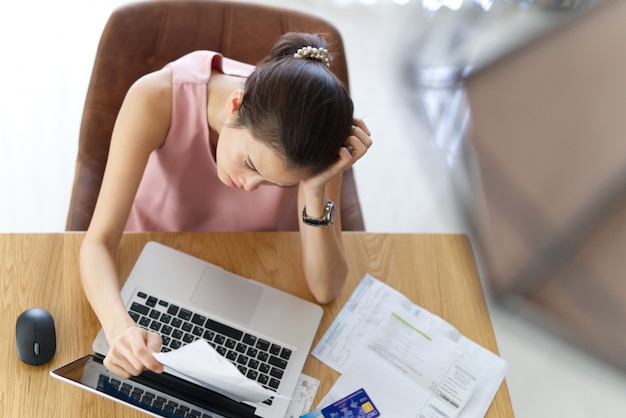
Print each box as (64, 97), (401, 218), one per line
(320, 388), (380, 418)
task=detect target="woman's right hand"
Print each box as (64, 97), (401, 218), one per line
(299, 118), (372, 196)
(103, 325), (164, 379)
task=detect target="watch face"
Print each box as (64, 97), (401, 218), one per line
(327, 201), (336, 224)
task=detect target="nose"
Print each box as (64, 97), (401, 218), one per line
(241, 174), (263, 192)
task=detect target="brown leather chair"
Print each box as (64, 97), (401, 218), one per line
(66, 0), (364, 231)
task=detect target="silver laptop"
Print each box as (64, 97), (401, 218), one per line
(51, 241), (323, 418)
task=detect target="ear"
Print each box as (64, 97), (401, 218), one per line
(226, 89), (245, 116)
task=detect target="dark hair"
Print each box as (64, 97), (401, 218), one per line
(234, 32), (354, 175)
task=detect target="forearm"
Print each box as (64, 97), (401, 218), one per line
(299, 185), (348, 304)
(80, 236), (136, 343)
(295, 119), (372, 303)
(300, 226), (348, 304)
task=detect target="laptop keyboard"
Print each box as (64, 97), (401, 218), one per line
(127, 290), (293, 405)
(98, 374), (216, 418)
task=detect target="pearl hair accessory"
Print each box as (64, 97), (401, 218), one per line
(293, 46), (330, 67)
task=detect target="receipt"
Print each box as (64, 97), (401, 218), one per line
(153, 340), (277, 403)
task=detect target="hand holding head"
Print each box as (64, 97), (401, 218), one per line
(301, 118), (373, 191)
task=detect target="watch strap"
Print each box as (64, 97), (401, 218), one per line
(302, 199), (335, 227)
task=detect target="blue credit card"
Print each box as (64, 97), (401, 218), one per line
(320, 388), (380, 418)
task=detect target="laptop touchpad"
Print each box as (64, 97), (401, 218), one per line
(190, 266), (262, 324)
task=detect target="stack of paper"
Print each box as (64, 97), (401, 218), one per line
(311, 274), (508, 418)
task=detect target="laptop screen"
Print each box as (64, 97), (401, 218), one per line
(50, 354), (259, 418)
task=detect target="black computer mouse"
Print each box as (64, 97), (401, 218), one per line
(15, 308), (56, 365)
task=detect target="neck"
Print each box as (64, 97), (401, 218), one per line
(207, 71), (244, 133)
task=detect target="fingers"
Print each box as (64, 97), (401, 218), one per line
(104, 326), (163, 379)
(352, 117), (371, 137)
(300, 118), (372, 191)
(341, 119), (373, 164)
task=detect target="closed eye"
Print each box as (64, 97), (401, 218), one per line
(243, 159), (258, 173)
(243, 156), (298, 187)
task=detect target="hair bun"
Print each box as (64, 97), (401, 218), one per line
(265, 32), (331, 66)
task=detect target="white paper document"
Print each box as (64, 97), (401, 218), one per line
(153, 339), (277, 403)
(312, 274), (508, 417)
(284, 374), (320, 418)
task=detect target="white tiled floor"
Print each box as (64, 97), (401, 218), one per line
(2, 1), (625, 417)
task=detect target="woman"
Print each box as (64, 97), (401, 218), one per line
(80, 32), (372, 379)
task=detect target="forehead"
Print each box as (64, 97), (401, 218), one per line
(245, 132), (309, 186)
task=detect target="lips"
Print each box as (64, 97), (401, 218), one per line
(229, 177), (240, 189)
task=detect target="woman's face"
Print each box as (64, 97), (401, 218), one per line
(216, 126), (309, 191)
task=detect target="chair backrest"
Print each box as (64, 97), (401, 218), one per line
(66, 0), (364, 231)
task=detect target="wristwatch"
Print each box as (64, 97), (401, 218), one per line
(302, 199), (336, 227)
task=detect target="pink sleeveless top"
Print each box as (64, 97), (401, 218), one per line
(125, 51), (299, 231)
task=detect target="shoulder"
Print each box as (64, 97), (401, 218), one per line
(128, 67), (172, 103)
(114, 68), (173, 150)
(122, 68), (173, 124)
(169, 50), (255, 80)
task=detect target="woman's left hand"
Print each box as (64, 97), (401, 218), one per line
(301, 118), (372, 192)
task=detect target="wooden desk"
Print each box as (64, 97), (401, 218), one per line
(1, 232), (513, 417)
